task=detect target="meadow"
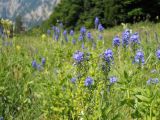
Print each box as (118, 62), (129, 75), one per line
(0, 21), (160, 120)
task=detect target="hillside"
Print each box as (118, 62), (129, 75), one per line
(0, 0), (60, 28)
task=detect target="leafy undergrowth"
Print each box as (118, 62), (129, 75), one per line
(0, 22), (160, 120)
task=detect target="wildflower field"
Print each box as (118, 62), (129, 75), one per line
(0, 21), (160, 120)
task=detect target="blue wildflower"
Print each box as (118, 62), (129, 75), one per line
(85, 77), (93, 86)
(47, 29), (51, 36)
(79, 34), (83, 41)
(71, 77), (76, 83)
(70, 30), (74, 36)
(156, 49), (160, 60)
(87, 32), (93, 40)
(55, 35), (59, 41)
(80, 26), (86, 36)
(73, 51), (84, 63)
(63, 30), (67, 36)
(95, 17), (99, 28)
(55, 27), (60, 35)
(147, 78), (159, 85)
(109, 76), (117, 84)
(122, 29), (130, 46)
(63, 30), (68, 42)
(130, 32), (140, 44)
(98, 24), (104, 32)
(42, 58), (46, 66)
(134, 50), (145, 64)
(72, 39), (76, 45)
(82, 43), (85, 49)
(37, 64), (42, 71)
(98, 34), (103, 40)
(54, 27), (60, 41)
(59, 22), (63, 28)
(52, 26), (55, 31)
(32, 60), (37, 69)
(103, 49), (114, 63)
(113, 36), (120, 47)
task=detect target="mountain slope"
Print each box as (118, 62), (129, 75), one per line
(0, 0), (60, 28)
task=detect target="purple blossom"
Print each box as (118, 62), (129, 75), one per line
(85, 77), (93, 86)
(80, 26), (86, 36)
(134, 50), (145, 64)
(55, 35), (59, 41)
(103, 49), (114, 63)
(32, 60), (37, 69)
(87, 32), (93, 40)
(59, 22), (63, 28)
(70, 30), (74, 36)
(130, 32), (140, 44)
(63, 30), (68, 42)
(156, 49), (160, 60)
(147, 78), (159, 85)
(37, 64), (42, 71)
(122, 29), (130, 46)
(95, 17), (99, 28)
(72, 39), (76, 45)
(71, 77), (76, 83)
(55, 27), (60, 34)
(113, 36), (120, 47)
(79, 34), (83, 41)
(47, 29), (51, 36)
(98, 34), (103, 40)
(63, 30), (67, 36)
(73, 51), (84, 63)
(52, 26), (55, 31)
(98, 24), (104, 32)
(82, 43), (85, 49)
(109, 76), (117, 84)
(42, 58), (46, 66)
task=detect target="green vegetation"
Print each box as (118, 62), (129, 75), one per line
(0, 22), (160, 119)
(42, 0), (160, 29)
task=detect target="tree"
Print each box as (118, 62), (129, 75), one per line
(15, 15), (23, 33)
(41, 0), (160, 29)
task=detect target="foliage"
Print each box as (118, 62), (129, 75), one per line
(0, 21), (160, 119)
(15, 15), (23, 34)
(42, 0), (160, 29)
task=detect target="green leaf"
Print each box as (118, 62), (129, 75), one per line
(136, 95), (151, 103)
(124, 70), (128, 79)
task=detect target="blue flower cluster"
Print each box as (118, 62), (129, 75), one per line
(113, 36), (120, 47)
(73, 51), (84, 63)
(156, 49), (160, 60)
(71, 77), (76, 84)
(134, 50), (145, 64)
(53, 26), (60, 41)
(147, 78), (159, 85)
(95, 17), (99, 28)
(32, 57), (46, 70)
(85, 77), (93, 86)
(87, 32), (93, 40)
(122, 29), (130, 46)
(109, 76), (117, 84)
(80, 26), (87, 36)
(63, 30), (68, 42)
(70, 30), (74, 36)
(98, 24), (104, 32)
(130, 32), (140, 44)
(103, 49), (114, 63)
